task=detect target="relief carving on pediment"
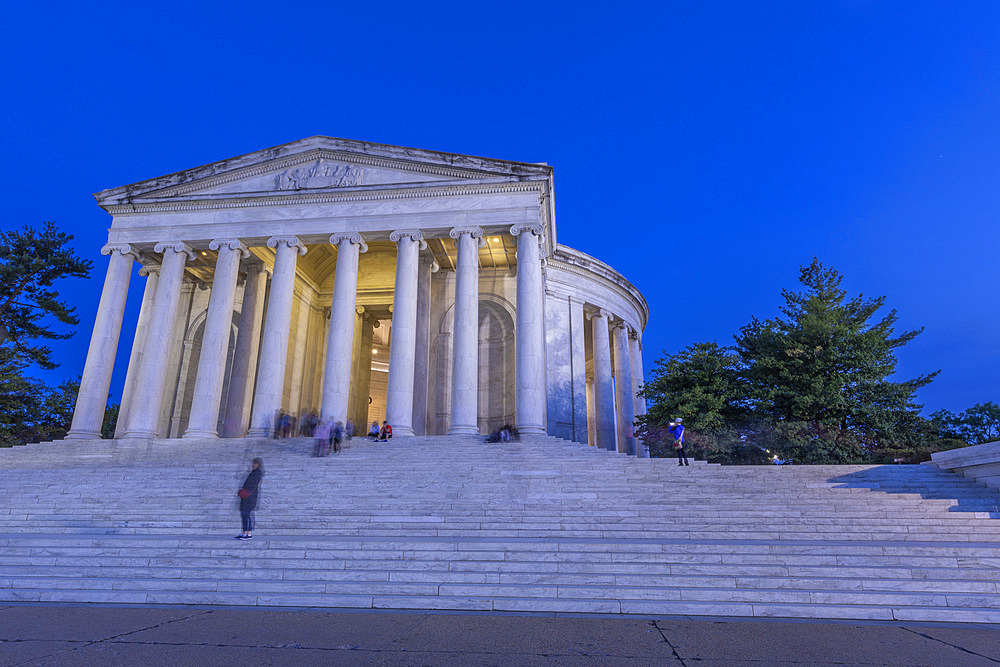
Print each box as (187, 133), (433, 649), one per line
(276, 158), (364, 190)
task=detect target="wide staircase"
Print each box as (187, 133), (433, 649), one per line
(1, 434), (999, 622)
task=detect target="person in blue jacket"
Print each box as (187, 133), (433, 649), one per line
(670, 418), (689, 466)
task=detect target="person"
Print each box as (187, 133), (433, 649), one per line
(670, 418), (689, 466)
(313, 419), (331, 457)
(378, 421), (392, 441)
(332, 421), (344, 454)
(236, 458), (263, 539)
(345, 419), (354, 440)
(368, 421), (380, 440)
(499, 425), (510, 443)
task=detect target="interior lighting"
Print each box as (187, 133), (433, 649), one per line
(372, 348), (378, 354)
(491, 237), (500, 243)
(200, 251), (207, 256)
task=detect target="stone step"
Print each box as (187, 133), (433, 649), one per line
(2, 434), (999, 621)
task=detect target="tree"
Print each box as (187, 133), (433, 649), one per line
(931, 402), (1000, 445)
(640, 258), (941, 464)
(0, 222), (91, 369)
(734, 258), (936, 462)
(636, 342), (762, 461)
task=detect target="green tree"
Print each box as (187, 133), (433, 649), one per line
(0, 348), (47, 446)
(734, 258), (936, 462)
(931, 402), (1000, 445)
(636, 342), (759, 461)
(0, 222), (91, 369)
(640, 258), (941, 464)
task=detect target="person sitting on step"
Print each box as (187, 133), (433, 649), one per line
(378, 421), (392, 441)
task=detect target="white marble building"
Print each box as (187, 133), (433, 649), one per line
(66, 137), (650, 455)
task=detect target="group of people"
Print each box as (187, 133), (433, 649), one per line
(312, 419), (350, 457)
(367, 421), (392, 441)
(272, 410), (357, 440)
(486, 424), (518, 443)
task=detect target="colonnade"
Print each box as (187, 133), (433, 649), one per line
(67, 224), (555, 444)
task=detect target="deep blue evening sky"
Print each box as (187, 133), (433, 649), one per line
(2, 2), (997, 414)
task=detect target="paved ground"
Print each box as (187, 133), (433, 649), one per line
(0, 605), (998, 666)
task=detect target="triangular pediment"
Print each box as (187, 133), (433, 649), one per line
(95, 136), (552, 207)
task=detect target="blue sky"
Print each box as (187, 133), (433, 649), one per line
(2, 1), (997, 414)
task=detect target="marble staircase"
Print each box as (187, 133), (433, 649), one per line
(1, 435), (999, 622)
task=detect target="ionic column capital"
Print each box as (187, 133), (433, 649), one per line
(138, 262), (161, 278)
(509, 222), (543, 238)
(153, 241), (196, 260)
(241, 259), (270, 280)
(449, 226), (486, 247)
(329, 232), (369, 254)
(419, 253), (440, 273)
(209, 238), (251, 258)
(389, 229), (427, 250)
(101, 243), (142, 262)
(587, 308), (612, 322)
(267, 235), (308, 256)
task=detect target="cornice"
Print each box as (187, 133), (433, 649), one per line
(104, 181), (544, 215)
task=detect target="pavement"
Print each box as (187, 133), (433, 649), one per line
(0, 605), (999, 665)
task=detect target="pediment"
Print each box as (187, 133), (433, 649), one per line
(96, 136), (552, 207)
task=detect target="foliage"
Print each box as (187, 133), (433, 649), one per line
(640, 258), (948, 464)
(102, 403), (120, 440)
(930, 402), (1000, 445)
(0, 221), (91, 369)
(0, 350), (75, 446)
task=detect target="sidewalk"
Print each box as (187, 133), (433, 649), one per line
(1, 605), (998, 665)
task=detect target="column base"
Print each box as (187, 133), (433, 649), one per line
(393, 426), (416, 437)
(246, 427), (272, 438)
(516, 425), (546, 436)
(64, 430), (102, 440)
(122, 429), (158, 439)
(182, 429), (219, 439)
(447, 425), (480, 436)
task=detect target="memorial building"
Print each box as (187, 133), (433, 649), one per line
(66, 137), (649, 455)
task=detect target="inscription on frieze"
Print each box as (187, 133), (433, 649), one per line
(276, 159), (364, 190)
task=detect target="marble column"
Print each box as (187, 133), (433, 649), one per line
(629, 328), (649, 458)
(612, 320), (637, 455)
(66, 244), (141, 440)
(511, 223), (546, 435)
(320, 233), (367, 423)
(123, 242), (195, 438)
(588, 309), (616, 452)
(448, 226), (483, 436)
(221, 262), (268, 437)
(349, 310), (377, 428)
(385, 229), (425, 437)
(569, 297), (588, 443)
(586, 374), (596, 446)
(412, 255), (438, 435)
(114, 263), (158, 438)
(247, 236), (306, 437)
(183, 239), (249, 438)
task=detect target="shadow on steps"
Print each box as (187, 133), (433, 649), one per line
(827, 465), (1000, 518)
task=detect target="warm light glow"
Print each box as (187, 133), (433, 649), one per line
(491, 237), (500, 243)
(200, 251), (207, 256)
(372, 348), (378, 354)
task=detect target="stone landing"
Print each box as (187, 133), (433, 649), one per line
(1, 435), (999, 622)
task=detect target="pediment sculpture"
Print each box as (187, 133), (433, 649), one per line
(276, 158), (365, 190)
